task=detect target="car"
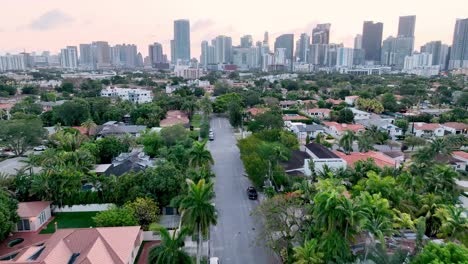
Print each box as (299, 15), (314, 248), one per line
(209, 128), (213, 133)
(209, 132), (215, 141)
(209, 257), (219, 264)
(247, 186), (258, 200)
(33, 146), (47, 151)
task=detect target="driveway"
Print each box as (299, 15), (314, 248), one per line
(208, 117), (278, 264)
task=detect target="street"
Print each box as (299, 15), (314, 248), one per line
(208, 117), (279, 264)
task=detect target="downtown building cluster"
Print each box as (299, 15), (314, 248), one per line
(1, 17), (468, 76)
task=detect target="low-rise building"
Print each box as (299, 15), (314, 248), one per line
(97, 121), (147, 138)
(333, 151), (398, 168)
(323, 122), (365, 138)
(410, 122), (445, 138)
(282, 114), (309, 122)
(345, 95), (360, 105)
(451, 151), (468, 171)
(279, 100), (297, 109)
(442, 122), (468, 135)
(100, 86), (152, 104)
(350, 108), (371, 120)
(286, 122), (326, 142)
(16, 201), (52, 232)
(305, 108), (331, 119)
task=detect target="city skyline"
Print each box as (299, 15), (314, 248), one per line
(1, 0), (467, 57)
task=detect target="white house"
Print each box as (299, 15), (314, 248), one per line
(16, 201), (52, 232)
(442, 122), (468, 135)
(350, 108), (371, 120)
(100, 86), (152, 104)
(411, 122), (445, 138)
(287, 122), (326, 143)
(323, 122), (365, 138)
(345, 95), (360, 105)
(380, 124), (403, 139)
(453, 151), (468, 171)
(305, 108), (331, 119)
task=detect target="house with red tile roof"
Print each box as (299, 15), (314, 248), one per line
(326, 98), (344, 105)
(410, 122), (445, 138)
(305, 108), (331, 119)
(453, 151), (468, 171)
(345, 96), (360, 105)
(159, 110), (189, 127)
(442, 122), (468, 135)
(246, 107), (268, 117)
(279, 100), (297, 109)
(333, 151), (398, 168)
(323, 122), (365, 137)
(0, 226), (143, 264)
(16, 201), (52, 232)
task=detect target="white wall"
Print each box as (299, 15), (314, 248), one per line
(52, 203), (114, 213)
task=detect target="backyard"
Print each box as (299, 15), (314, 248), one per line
(39, 212), (98, 234)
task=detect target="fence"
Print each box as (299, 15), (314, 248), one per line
(52, 203), (114, 213)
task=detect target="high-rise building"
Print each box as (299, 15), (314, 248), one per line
(312, 24), (331, 44)
(274, 34), (294, 69)
(398, 15), (416, 38)
(337, 47), (354, 67)
(232, 47), (251, 70)
(240, 35), (253, 48)
(92, 41), (111, 69)
(148, 43), (165, 65)
(421, 41), (450, 70)
(381, 36), (413, 69)
(213, 35), (232, 64)
(172, 19), (191, 63)
(325, 43), (343, 67)
(354, 34), (362, 49)
(309, 44), (328, 66)
(60, 46), (78, 69)
(263, 31), (269, 45)
(79, 44), (94, 69)
(111, 44), (138, 68)
(0, 54), (27, 72)
(449, 18), (468, 69)
(362, 21), (384, 64)
(296, 33), (310, 62)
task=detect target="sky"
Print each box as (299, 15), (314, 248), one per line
(0, 0), (467, 58)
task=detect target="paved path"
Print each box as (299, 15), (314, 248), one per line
(208, 117), (278, 264)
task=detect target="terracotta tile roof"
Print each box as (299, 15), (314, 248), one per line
(306, 108), (331, 114)
(279, 100), (297, 106)
(323, 122), (365, 133)
(333, 151), (397, 168)
(453, 151), (468, 160)
(17, 201), (51, 218)
(411, 122), (441, 131)
(443, 122), (468, 130)
(345, 95), (359, 100)
(0, 103), (13, 110)
(326, 98), (344, 105)
(246, 107), (268, 116)
(160, 110), (189, 127)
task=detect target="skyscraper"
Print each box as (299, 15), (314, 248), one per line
(213, 35), (232, 64)
(421, 41), (450, 70)
(92, 41), (111, 69)
(79, 44), (93, 69)
(354, 34), (362, 49)
(337, 47), (354, 67)
(172, 19), (191, 63)
(449, 18), (468, 69)
(296, 33), (310, 62)
(398, 16), (416, 38)
(111, 44), (138, 68)
(240, 35), (253, 48)
(148, 43), (165, 65)
(362, 21), (384, 64)
(60, 46), (78, 69)
(381, 36), (414, 69)
(274, 34), (294, 69)
(263, 32), (269, 45)
(312, 24), (331, 44)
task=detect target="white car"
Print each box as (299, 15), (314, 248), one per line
(33, 146), (47, 151)
(209, 257), (219, 264)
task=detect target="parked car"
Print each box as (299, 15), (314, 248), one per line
(209, 132), (215, 141)
(209, 257), (219, 264)
(247, 186), (258, 200)
(33, 146), (47, 151)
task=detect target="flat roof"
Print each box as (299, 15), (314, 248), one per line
(305, 143), (340, 159)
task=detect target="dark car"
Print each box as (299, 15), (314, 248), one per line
(247, 186), (258, 200)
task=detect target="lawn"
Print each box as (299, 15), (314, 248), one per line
(191, 113), (202, 128)
(39, 212), (98, 234)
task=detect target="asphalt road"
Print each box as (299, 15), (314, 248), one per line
(208, 117), (279, 264)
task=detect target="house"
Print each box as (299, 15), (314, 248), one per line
(323, 122), (365, 138)
(434, 154), (466, 172)
(350, 108), (371, 120)
(282, 143), (346, 176)
(345, 95), (359, 105)
(279, 100), (297, 109)
(100, 86), (152, 104)
(282, 114), (309, 121)
(246, 107), (268, 117)
(38, 100), (66, 112)
(326, 98), (344, 105)
(286, 122), (326, 142)
(380, 124), (403, 139)
(453, 151), (468, 171)
(333, 151), (398, 168)
(305, 108), (331, 119)
(16, 201), (52, 232)
(442, 122), (468, 135)
(97, 121), (147, 138)
(410, 122), (445, 138)
(159, 110), (189, 127)
(0, 226), (143, 264)
(93, 151), (156, 177)
(382, 151), (405, 167)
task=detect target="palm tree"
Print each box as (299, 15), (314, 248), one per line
(148, 225), (192, 264)
(293, 239), (324, 264)
(357, 133), (374, 153)
(339, 130), (356, 154)
(435, 205), (468, 244)
(181, 97), (198, 121)
(179, 179), (217, 264)
(81, 119), (97, 137)
(188, 141), (214, 169)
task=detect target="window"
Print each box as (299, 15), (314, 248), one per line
(17, 219), (30, 231)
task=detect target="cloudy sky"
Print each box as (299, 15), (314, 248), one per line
(0, 0), (466, 58)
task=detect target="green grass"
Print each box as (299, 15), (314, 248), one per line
(191, 113), (202, 128)
(39, 212), (98, 234)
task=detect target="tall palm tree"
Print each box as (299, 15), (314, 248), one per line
(293, 239), (324, 264)
(188, 141), (214, 169)
(179, 179), (217, 264)
(148, 225), (192, 264)
(181, 97), (198, 121)
(339, 130), (356, 154)
(81, 119), (97, 137)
